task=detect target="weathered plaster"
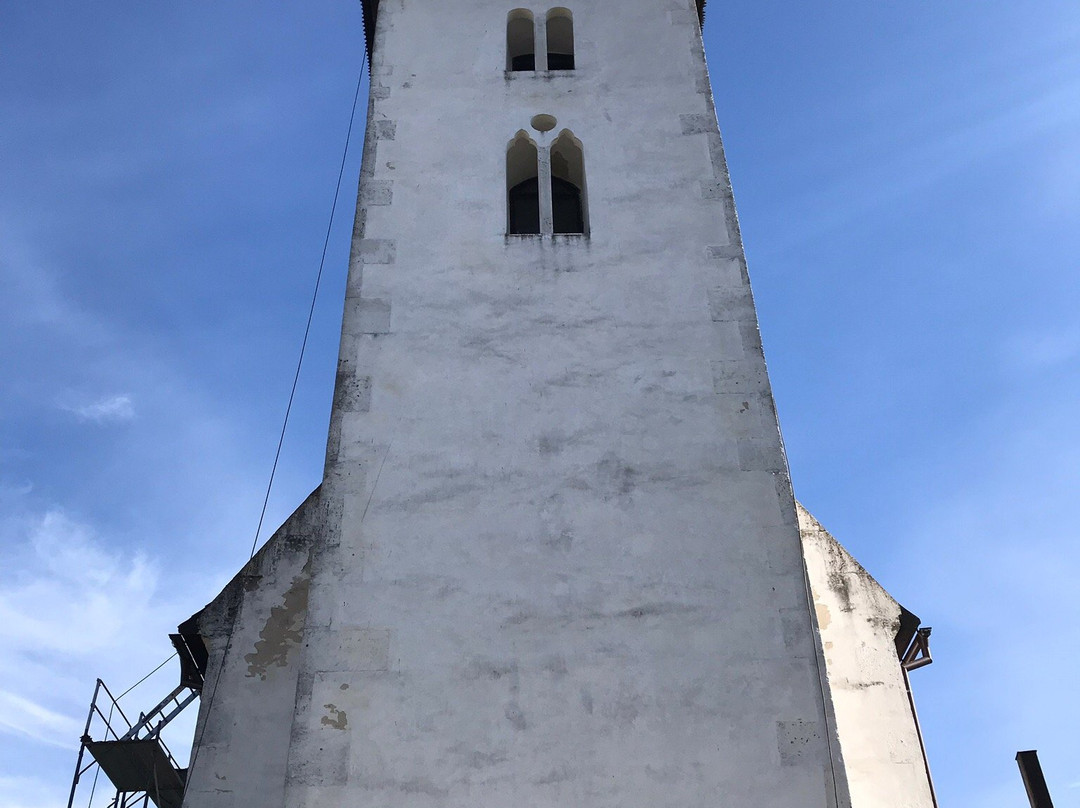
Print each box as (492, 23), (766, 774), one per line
(181, 490), (320, 808)
(244, 572), (310, 680)
(799, 504), (936, 808)
(180, 2), (865, 806)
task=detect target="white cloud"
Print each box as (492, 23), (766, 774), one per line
(59, 394), (135, 424)
(0, 495), (215, 808)
(0, 509), (165, 745)
(0, 775), (62, 808)
(0, 692), (80, 749)
(0, 129), (292, 808)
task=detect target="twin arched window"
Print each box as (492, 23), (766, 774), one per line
(507, 130), (586, 235)
(507, 8), (575, 72)
(505, 9), (584, 236)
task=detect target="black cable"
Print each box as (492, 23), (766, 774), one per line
(84, 764), (101, 808)
(115, 653), (177, 701)
(184, 53), (368, 798)
(248, 54), (367, 562)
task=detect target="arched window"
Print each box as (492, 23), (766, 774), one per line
(507, 10), (536, 72)
(549, 130), (586, 234)
(546, 9), (575, 70)
(507, 131), (540, 234)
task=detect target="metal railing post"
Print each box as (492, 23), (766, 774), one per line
(1016, 750), (1054, 808)
(67, 680), (104, 808)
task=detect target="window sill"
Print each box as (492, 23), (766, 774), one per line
(504, 233), (589, 241)
(504, 70), (578, 79)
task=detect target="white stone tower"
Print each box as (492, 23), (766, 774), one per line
(173, 2), (908, 806)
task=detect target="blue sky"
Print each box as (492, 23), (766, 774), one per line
(2, 2), (1078, 806)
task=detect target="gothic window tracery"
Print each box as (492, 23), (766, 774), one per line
(549, 130), (585, 233)
(506, 127), (587, 237)
(507, 131), (541, 234)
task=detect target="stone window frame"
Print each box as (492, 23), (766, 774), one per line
(506, 127), (588, 237)
(506, 6), (576, 74)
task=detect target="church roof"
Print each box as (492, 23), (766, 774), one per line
(359, 1), (707, 59)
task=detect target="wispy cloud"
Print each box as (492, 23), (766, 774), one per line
(58, 393), (135, 424)
(0, 692), (80, 749)
(752, 66), (1080, 255)
(0, 775), (59, 808)
(0, 509), (162, 744)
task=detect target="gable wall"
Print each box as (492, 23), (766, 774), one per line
(799, 505), (936, 808)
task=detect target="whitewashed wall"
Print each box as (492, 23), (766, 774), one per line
(181, 2), (854, 806)
(800, 505), (936, 808)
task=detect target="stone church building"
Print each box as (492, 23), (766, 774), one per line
(71, 2), (938, 807)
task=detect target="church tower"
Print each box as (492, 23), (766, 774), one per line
(172, 1), (866, 805)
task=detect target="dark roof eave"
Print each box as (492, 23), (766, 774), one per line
(359, 0), (706, 60)
(361, 0), (379, 62)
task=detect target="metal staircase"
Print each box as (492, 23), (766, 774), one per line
(66, 629), (207, 808)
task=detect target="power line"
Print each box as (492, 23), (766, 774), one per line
(247, 53), (368, 562)
(184, 53), (368, 797)
(116, 652), (177, 701)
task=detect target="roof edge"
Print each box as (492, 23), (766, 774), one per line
(359, 0), (706, 60)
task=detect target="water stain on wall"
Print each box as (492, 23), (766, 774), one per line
(321, 703), (348, 730)
(244, 571), (310, 680)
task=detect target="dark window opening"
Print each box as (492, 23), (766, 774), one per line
(550, 129), (587, 234)
(546, 52), (575, 70)
(511, 53), (536, 71)
(551, 176), (584, 234)
(509, 178), (541, 235)
(546, 11), (575, 71)
(507, 12), (536, 72)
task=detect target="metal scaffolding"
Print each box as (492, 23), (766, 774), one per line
(66, 631), (206, 808)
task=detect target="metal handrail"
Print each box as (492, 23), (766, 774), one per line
(67, 675), (199, 808)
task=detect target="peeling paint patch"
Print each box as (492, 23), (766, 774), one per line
(244, 572), (310, 680)
(321, 703), (348, 730)
(815, 602), (832, 630)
